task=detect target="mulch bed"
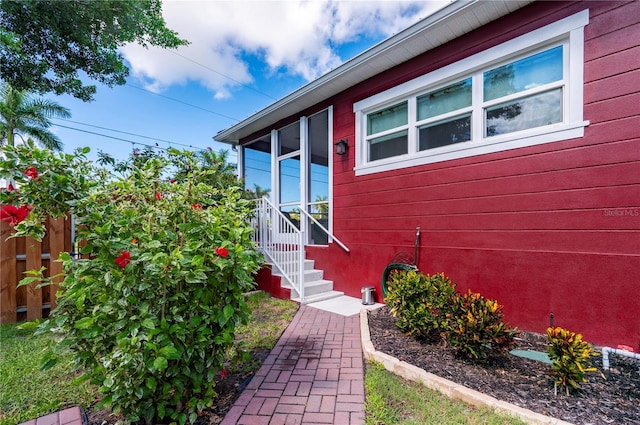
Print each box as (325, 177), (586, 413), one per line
(367, 306), (640, 425)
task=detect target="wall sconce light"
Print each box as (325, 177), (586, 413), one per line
(334, 139), (348, 155)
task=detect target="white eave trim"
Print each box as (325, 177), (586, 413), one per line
(214, 0), (535, 144)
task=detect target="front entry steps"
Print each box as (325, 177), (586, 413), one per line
(254, 258), (343, 304)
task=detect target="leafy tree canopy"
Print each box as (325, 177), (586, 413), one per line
(0, 0), (188, 102)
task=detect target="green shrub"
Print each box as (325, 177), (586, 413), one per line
(445, 290), (518, 362)
(0, 143), (262, 425)
(546, 327), (599, 395)
(385, 270), (456, 341)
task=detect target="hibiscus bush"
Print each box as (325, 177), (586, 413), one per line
(0, 142), (262, 425)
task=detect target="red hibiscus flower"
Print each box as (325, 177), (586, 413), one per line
(155, 192), (162, 200)
(114, 251), (131, 268)
(220, 369), (228, 380)
(0, 205), (30, 226)
(24, 167), (38, 179)
(214, 246), (229, 258)
(191, 203), (202, 210)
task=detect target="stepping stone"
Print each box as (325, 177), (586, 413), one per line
(510, 349), (552, 364)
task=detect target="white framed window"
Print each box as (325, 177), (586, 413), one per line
(354, 10), (589, 176)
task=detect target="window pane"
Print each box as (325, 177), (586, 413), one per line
(417, 78), (472, 120)
(279, 156), (300, 204)
(367, 102), (407, 135)
(484, 46), (563, 101)
(419, 114), (471, 151)
(308, 202), (329, 245)
(278, 121), (300, 155)
(369, 130), (408, 161)
(486, 89), (562, 137)
(280, 205), (300, 230)
(243, 138), (271, 199)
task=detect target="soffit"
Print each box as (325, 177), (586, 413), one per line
(215, 0), (535, 144)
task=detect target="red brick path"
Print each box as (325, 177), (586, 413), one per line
(221, 305), (366, 425)
(18, 305), (366, 425)
(18, 406), (83, 425)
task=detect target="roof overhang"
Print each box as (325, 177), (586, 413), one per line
(214, 0), (535, 145)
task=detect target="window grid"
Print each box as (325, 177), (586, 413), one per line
(365, 42), (568, 164)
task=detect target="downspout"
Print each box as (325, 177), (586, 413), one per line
(601, 347), (640, 370)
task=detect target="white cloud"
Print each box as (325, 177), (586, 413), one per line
(120, 0), (448, 98)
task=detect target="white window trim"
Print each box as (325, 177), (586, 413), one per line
(354, 9), (589, 176)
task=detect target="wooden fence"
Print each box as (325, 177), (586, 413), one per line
(0, 216), (72, 323)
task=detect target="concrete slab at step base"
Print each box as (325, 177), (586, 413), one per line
(359, 310), (574, 425)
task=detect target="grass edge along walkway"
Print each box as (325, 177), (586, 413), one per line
(365, 361), (527, 425)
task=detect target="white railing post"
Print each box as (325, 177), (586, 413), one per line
(252, 197), (305, 301)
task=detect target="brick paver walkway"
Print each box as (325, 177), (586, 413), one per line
(18, 406), (83, 425)
(221, 305), (365, 425)
(18, 304), (366, 425)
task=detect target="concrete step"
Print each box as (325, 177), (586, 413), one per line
(292, 290), (345, 305)
(304, 268), (323, 282)
(282, 278), (334, 296)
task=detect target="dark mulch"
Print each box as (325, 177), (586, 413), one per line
(367, 306), (640, 425)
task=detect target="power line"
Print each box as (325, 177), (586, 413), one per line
(53, 118), (184, 146)
(54, 123), (237, 159)
(125, 83), (242, 122)
(168, 50), (278, 101)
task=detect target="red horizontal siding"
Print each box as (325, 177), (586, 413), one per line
(305, 1), (640, 348)
(585, 68), (640, 103)
(336, 209), (639, 232)
(339, 229), (639, 255)
(586, 45), (640, 82)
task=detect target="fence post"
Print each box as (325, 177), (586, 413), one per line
(48, 216), (66, 310)
(25, 235), (42, 321)
(0, 221), (17, 323)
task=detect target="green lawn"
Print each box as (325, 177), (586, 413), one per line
(0, 291), (299, 425)
(0, 322), (96, 425)
(365, 362), (527, 425)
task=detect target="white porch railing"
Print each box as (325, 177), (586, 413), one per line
(251, 197), (351, 303)
(252, 197), (306, 301)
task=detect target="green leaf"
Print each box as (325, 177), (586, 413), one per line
(103, 376), (114, 388)
(159, 345), (180, 359)
(142, 319), (155, 330)
(74, 317), (94, 329)
(146, 377), (157, 391)
(157, 403), (165, 419)
(153, 356), (168, 371)
(218, 304), (234, 327)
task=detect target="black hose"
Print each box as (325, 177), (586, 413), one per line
(381, 263), (417, 300)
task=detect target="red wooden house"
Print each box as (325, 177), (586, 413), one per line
(216, 0), (639, 349)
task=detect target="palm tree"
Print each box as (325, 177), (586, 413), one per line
(0, 83), (71, 150)
(251, 184), (270, 199)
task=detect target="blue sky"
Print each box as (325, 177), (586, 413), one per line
(49, 1), (448, 169)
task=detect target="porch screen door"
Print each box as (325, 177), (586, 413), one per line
(277, 121), (302, 229)
(274, 109), (331, 245)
